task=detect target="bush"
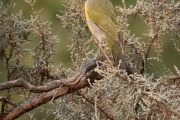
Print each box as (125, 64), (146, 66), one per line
(0, 0), (180, 119)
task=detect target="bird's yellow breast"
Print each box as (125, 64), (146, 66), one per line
(85, 1), (106, 42)
(85, 1), (93, 33)
(85, 1), (89, 19)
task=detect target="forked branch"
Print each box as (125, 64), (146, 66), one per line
(0, 58), (105, 120)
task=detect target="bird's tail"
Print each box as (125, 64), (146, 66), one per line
(111, 41), (125, 68)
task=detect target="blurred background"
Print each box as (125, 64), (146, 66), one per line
(0, 0), (180, 119)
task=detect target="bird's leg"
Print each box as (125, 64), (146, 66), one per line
(91, 45), (100, 67)
(91, 37), (101, 67)
(93, 38), (113, 67)
(94, 45), (100, 60)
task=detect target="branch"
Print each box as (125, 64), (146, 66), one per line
(0, 97), (16, 107)
(141, 26), (160, 74)
(0, 57), (136, 120)
(142, 92), (180, 118)
(76, 90), (114, 120)
(1, 58), (104, 120)
(161, 75), (180, 90)
(0, 79), (62, 93)
(2, 71), (101, 120)
(0, 58), (102, 92)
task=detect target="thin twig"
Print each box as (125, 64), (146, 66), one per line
(76, 90), (114, 120)
(0, 97), (16, 107)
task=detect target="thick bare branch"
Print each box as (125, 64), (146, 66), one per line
(1, 58), (104, 120)
(2, 71), (101, 120)
(0, 79), (62, 93)
(0, 58), (101, 92)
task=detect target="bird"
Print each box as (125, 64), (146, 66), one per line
(85, 0), (125, 68)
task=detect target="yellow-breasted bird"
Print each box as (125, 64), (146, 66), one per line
(85, 0), (125, 67)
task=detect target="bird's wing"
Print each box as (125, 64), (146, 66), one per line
(85, 0), (117, 38)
